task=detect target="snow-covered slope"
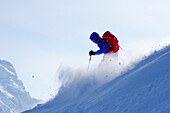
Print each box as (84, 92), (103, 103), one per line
(0, 60), (39, 113)
(24, 45), (170, 113)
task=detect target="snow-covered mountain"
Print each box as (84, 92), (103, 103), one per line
(24, 45), (170, 113)
(0, 60), (39, 113)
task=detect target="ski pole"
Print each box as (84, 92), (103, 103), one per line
(87, 56), (92, 71)
(119, 45), (125, 52)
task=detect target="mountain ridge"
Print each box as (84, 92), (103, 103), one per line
(0, 60), (39, 113)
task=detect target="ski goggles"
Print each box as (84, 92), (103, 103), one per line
(91, 39), (95, 43)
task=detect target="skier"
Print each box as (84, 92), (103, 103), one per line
(89, 31), (119, 68)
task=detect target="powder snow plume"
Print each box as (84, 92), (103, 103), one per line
(51, 38), (170, 99)
(24, 38), (170, 113)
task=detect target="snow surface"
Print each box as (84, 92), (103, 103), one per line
(0, 60), (39, 113)
(24, 45), (170, 113)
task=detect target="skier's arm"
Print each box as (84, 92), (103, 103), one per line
(95, 49), (106, 55)
(94, 40), (107, 55)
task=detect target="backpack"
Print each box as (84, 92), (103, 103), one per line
(102, 31), (119, 53)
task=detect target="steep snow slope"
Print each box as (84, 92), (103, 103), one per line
(0, 60), (39, 113)
(24, 45), (170, 113)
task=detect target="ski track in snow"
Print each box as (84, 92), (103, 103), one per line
(129, 50), (170, 77)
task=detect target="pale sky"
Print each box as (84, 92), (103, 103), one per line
(0, 0), (169, 100)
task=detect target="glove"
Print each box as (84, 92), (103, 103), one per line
(89, 50), (95, 56)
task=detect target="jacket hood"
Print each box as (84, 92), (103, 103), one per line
(89, 32), (101, 44)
